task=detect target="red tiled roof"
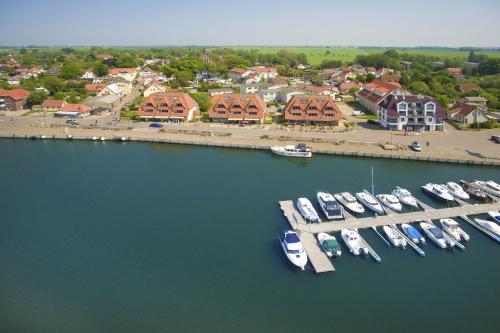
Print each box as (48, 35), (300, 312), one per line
(42, 99), (65, 108)
(284, 95), (342, 122)
(230, 68), (247, 74)
(365, 80), (400, 94)
(379, 94), (446, 119)
(339, 82), (362, 92)
(458, 83), (480, 93)
(270, 77), (288, 85)
(380, 74), (401, 83)
(60, 103), (91, 113)
(85, 83), (107, 92)
(0, 88), (30, 101)
(109, 68), (136, 75)
(139, 92), (200, 119)
(209, 94), (265, 120)
(448, 102), (480, 118)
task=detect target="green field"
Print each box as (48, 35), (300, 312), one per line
(223, 46), (500, 65)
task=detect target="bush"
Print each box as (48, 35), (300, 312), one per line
(479, 120), (499, 129)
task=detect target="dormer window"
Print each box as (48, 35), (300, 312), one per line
(398, 102), (407, 111)
(175, 103), (183, 107)
(248, 105), (257, 109)
(426, 103), (435, 111)
(216, 104), (225, 108)
(233, 104), (241, 109)
(292, 105), (301, 110)
(307, 106), (317, 110)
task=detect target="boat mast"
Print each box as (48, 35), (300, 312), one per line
(371, 166), (375, 195)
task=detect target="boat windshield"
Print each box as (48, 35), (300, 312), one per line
(285, 233), (300, 243)
(324, 239), (339, 249)
(429, 227), (444, 239)
(287, 248), (303, 254)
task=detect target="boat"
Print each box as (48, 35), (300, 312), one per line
(439, 219), (470, 242)
(316, 192), (343, 220)
(341, 229), (368, 256)
(421, 183), (454, 202)
(317, 233), (342, 257)
(279, 230), (308, 270)
(401, 223), (426, 244)
(382, 225), (406, 248)
(474, 218), (500, 236)
(391, 186), (418, 208)
(296, 197), (320, 222)
(333, 192), (365, 214)
(355, 190), (384, 215)
(445, 182), (470, 200)
(270, 143), (312, 158)
(474, 180), (500, 197)
(460, 180), (488, 200)
(376, 194), (403, 212)
(420, 221), (447, 248)
(487, 210), (500, 223)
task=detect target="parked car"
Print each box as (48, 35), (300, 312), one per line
(149, 122), (163, 128)
(411, 141), (422, 152)
(334, 97), (342, 102)
(352, 110), (365, 116)
(490, 135), (500, 143)
(65, 118), (79, 125)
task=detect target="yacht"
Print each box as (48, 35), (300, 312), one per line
(421, 183), (454, 202)
(296, 197), (320, 222)
(439, 219), (470, 242)
(376, 194), (403, 212)
(316, 192), (343, 220)
(460, 180), (488, 200)
(317, 233), (342, 257)
(334, 192), (365, 214)
(487, 210), (500, 223)
(279, 230), (308, 270)
(382, 225), (407, 248)
(474, 218), (500, 236)
(445, 182), (470, 200)
(391, 186), (418, 208)
(341, 229), (369, 256)
(474, 180), (500, 197)
(401, 223), (426, 244)
(420, 221), (447, 248)
(355, 190), (384, 215)
(270, 144), (312, 158)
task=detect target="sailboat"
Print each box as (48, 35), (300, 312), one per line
(355, 167), (384, 215)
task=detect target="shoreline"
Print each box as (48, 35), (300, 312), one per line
(1, 130), (499, 166)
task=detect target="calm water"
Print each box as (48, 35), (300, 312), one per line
(0, 140), (499, 333)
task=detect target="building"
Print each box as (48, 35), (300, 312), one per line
(283, 95), (342, 126)
(447, 102), (488, 125)
(377, 94), (445, 131)
(143, 82), (166, 97)
(251, 66), (278, 80)
(296, 84), (338, 98)
(209, 94), (265, 123)
(463, 96), (488, 107)
(259, 89), (278, 103)
(357, 80), (402, 114)
(277, 88), (306, 103)
(339, 81), (363, 94)
(41, 99), (66, 112)
(81, 69), (95, 80)
(458, 83), (480, 93)
(208, 88), (233, 96)
(108, 68), (137, 82)
(229, 68), (251, 81)
(83, 95), (121, 110)
(98, 83), (123, 97)
(55, 103), (91, 117)
(139, 67), (156, 78)
(139, 92), (200, 122)
(0, 88), (30, 111)
(85, 83), (107, 94)
(446, 67), (465, 80)
(269, 76), (288, 88)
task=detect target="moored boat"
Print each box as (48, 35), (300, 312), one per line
(474, 218), (500, 236)
(317, 233), (342, 257)
(439, 218), (470, 242)
(401, 223), (426, 244)
(487, 210), (500, 223)
(279, 230), (308, 270)
(474, 180), (500, 198)
(420, 221), (447, 248)
(421, 183), (454, 202)
(296, 197), (320, 222)
(376, 194), (403, 212)
(445, 182), (470, 200)
(316, 192), (343, 220)
(460, 180), (488, 200)
(355, 190), (384, 215)
(382, 225), (406, 248)
(334, 192), (365, 214)
(270, 144), (312, 158)
(341, 229), (368, 256)
(391, 186), (418, 208)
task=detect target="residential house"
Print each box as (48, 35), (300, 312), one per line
(463, 96), (488, 107)
(338, 69), (357, 81)
(447, 102), (488, 125)
(98, 83), (123, 97)
(446, 67), (465, 80)
(0, 88), (30, 110)
(143, 82), (166, 97)
(239, 83), (270, 94)
(295, 64), (306, 70)
(357, 80), (402, 114)
(458, 83), (480, 93)
(229, 68), (251, 82)
(41, 99), (66, 112)
(85, 83), (107, 94)
(269, 76), (288, 88)
(259, 89), (278, 103)
(81, 69), (96, 80)
(377, 94), (445, 131)
(138, 92), (200, 122)
(7, 78), (21, 86)
(283, 95), (342, 126)
(195, 70), (212, 81)
(209, 94), (266, 123)
(83, 95), (121, 110)
(251, 66), (278, 80)
(208, 88), (233, 96)
(55, 103), (91, 117)
(206, 76), (232, 86)
(380, 74), (401, 83)
(108, 68), (137, 82)
(139, 67), (156, 78)
(277, 88), (306, 103)
(297, 84), (338, 99)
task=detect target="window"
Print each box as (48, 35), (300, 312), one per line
(233, 104), (241, 108)
(160, 109), (168, 113)
(325, 106), (333, 110)
(426, 103), (435, 111)
(248, 111), (257, 115)
(325, 113), (334, 117)
(233, 111), (241, 114)
(292, 112), (301, 116)
(248, 105), (257, 109)
(309, 113), (318, 117)
(400, 117), (405, 122)
(176, 110), (184, 114)
(216, 104), (225, 108)
(145, 103), (154, 107)
(398, 111), (406, 116)
(159, 103), (168, 107)
(175, 103), (183, 107)
(292, 105), (301, 110)
(307, 106), (317, 110)
(217, 111), (226, 114)
(398, 102), (407, 111)
(427, 118), (433, 122)
(144, 109), (153, 113)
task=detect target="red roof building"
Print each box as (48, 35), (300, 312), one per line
(0, 88), (30, 110)
(139, 92), (200, 122)
(209, 94), (266, 123)
(284, 95), (342, 125)
(41, 99), (66, 112)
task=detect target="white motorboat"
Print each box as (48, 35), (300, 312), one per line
(474, 218), (500, 236)
(341, 229), (368, 256)
(334, 192), (365, 214)
(296, 197), (320, 222)
(420, 221), (447, 248)
(355, 190), (384, 215)
(316, 192), (343, 220)
(474, 180), (500, 197)
(439, 219), (470, 242)
(382, 225), (407, 248)
(445, 182), (470, 200)
(421, 183), (454, 202)
(487, 210), (500, 223)
(376, 194), (403, 212)
(317, 233), (342, 257)
(279, 230), (308, 270)
(401, 223), (426, 244)
(391, 186), (418, 208)
(270, 143), (312, 158)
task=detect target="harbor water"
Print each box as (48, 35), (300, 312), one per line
(0, 140), (499, 333)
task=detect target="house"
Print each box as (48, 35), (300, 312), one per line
(239, 83), (270, 94)
(283, 95), (342, 126)
(139, 67), (156, 78)
(380, 74), (401, 83)
(143, 82), (166, 97)
(338, 69), (357, 81)
(447, 102), (488, 125)
(377, 94), (445, 131)
(229, 68), (251, 81)
(55, 103), (91, 117)
(240, 72), (260, 84)
(41, 99), (66, 112)
(446, 67), (465, 80)
(138, 92), (200, 122)
(269, 76), (288, 88)
(81, 69), (96, 80)
(108, 68), (137, 82)
(296, 84), (338, 98)
(83, 95), (121, 110)
(458, 83), (480, 93)
(277, 88), (306, 103)
(295, 64), (306, 70)
(0, 88), (30, 110)
(206, 76), (231, 86)
(98, 83), (123, 97)
(85, 83), (107, 94)
(7, 78), (21, 86)
(259, 89), (278, 103)
(463, 96), (488, 107)
(195, 70), (212, 81)
(357, 80), (402, 114)
(100, 54), (116, 66)
(251, 66), (278, 80)
(208, 88), (233, 96)
(209, 94), (266, 124)
(375, 67), (393, 77)
(339, 81), (363, 94)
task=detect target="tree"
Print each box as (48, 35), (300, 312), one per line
(59, 60), (82, 80)
(26, 91), (47, 107)
(310, 75), (323, 86)
(477, 58), (500, 75)
(189, 92), (211, 112)
(175, 70), (194, 87)
(93, 62), (109, 77)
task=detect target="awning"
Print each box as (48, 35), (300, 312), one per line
(55, 111), (80, 116)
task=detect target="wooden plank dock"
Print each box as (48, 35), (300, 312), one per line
(278, 201), (335, 273)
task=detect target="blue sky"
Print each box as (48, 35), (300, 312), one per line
(1, 0), (499, 46)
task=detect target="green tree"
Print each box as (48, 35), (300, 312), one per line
(189, 92), (211, 112)
(59, 60), (82, 80)
(26, 91), (47, 107)
(175, 70), (194, 86)
(93, 62), (109, 77)
(310, 75), (323, 86)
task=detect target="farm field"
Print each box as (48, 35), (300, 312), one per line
(218, 46), (500, 65)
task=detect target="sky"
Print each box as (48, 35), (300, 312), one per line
(1, 0), (500, 47)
